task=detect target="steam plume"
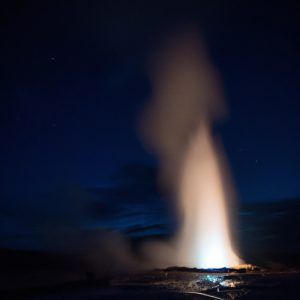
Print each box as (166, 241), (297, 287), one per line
(141, 28), (241, 268)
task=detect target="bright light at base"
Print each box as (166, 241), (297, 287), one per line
(197, 238), (228, 269)
(196, 234), (239, 269)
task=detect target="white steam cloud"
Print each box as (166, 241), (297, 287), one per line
(141, 28), (241, 268)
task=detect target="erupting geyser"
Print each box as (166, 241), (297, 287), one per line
(177, 123), (241, 268)
(141, 28), (242, 269)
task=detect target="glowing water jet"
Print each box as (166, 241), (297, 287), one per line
(176, 124), (241, 268)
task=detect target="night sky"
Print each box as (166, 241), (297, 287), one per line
(1, 0), (299, 251)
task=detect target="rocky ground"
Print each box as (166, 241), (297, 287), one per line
(1, 258), (299, 299)
(111, 267), (300, 299)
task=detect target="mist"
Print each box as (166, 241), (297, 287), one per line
(140, 28), (241, 268)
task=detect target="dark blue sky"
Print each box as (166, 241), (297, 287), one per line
(0, 0), (299, 250)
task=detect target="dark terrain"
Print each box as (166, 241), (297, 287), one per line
(1, 248), (300, 299)
(1, 198), (299, 299)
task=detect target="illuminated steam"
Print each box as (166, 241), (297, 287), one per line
(176, 123), (241, 268)
(141, 29), (241, 268)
